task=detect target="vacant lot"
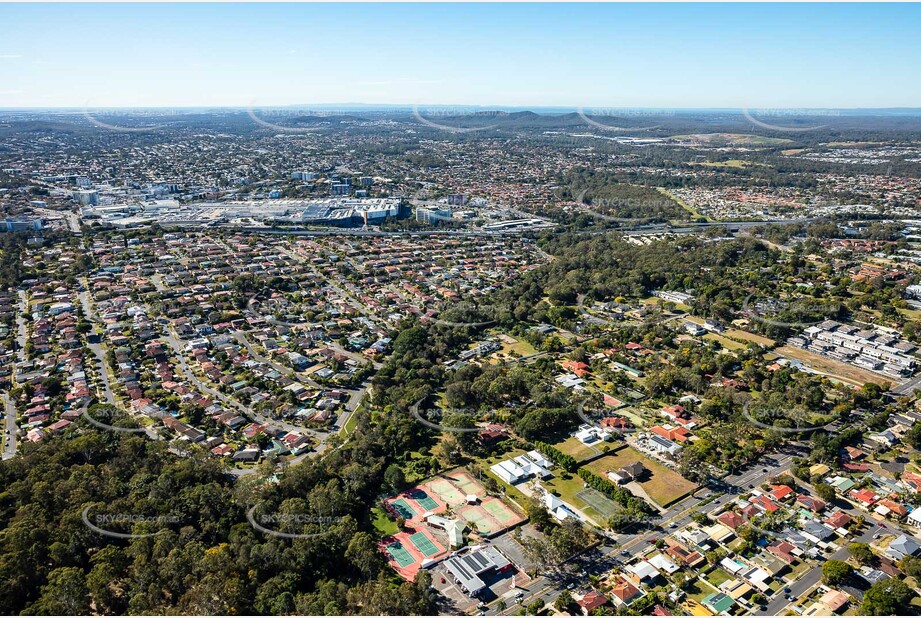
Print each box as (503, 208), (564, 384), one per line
(553, 436), (609, 462)
(775, 345), (891, 387)
(582, 447), (698, 508)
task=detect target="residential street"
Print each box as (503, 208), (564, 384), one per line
(78, 284), (118, 406)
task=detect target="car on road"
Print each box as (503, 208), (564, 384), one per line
(566, 583), (575, 590)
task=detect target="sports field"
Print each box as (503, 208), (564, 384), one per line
(386, 542), (415, 567)
(409, 531), (441, 557)
(446, 469), (486, 497)
(390, 498), (418, 520)
(482, 496), (522, 526)
(575, 487), (621, 520)
(380, 529), (448, 581)
(426, 477), (467, 505)
(408, 489), (439, 511)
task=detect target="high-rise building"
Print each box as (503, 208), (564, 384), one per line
(73, 190), (99, 206)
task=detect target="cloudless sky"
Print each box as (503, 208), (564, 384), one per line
(1, 2), (919, 109)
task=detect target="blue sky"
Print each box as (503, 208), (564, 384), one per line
(1, 3), (919, 109)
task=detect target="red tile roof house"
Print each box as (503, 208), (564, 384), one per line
(844, 446), (866, 461)
(877, 499), (909, 519)
(718, 511), (745, 530)
(751, 495), (781, 513)
(767, 540), (798, 564)
(578, 591), (609, 615)
(850, 488), (880, 507)
(824, 511), (852, 530)
(769, 485), (795, 502)
(609, 577), (641, 607)
(600, 417), (633, 432)
(902, 472), (921, 492)
(795, 495), (827, 513)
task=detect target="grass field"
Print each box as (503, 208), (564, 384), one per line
(554, 436), (603, 461)
(726, 328), (775, 347)
(703, 333), (748, 351)
(342, 411), (359, 435)
(670, 133), (793, 146)
(656, 188), (706, 221)
(497, 336), (537, 357)
(696, 159), (752, 169)
(706, 568), (731, 587)
(775, 345), (892, 387)
(372, 507), (399, 537)
(582, 448), (698, 508)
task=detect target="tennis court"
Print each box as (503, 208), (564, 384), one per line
(389, 498), (418, 520)
(448, 470), (486, 497)
(426, 477), (466, 506)
(408, 489), (440, 511)
(408, 531), (441, 557)
(482, 497), (524, 526)
(575, 488), (620, 520)
(458, 504), (499, 535)
(386, 542), (416, 567)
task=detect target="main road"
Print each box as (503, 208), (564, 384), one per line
(1, 394), (17, 460)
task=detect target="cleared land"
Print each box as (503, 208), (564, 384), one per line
(774, 345), (892, 387)
(582, 448), (698, 507)
(553, 435), (605, 461)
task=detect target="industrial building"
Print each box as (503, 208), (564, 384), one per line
(789, 320), (916, 379)
(442, 546), (513, 596)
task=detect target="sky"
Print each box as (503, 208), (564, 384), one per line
(1, 2), (919, 110)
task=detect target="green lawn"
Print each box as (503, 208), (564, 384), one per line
(706, 568), (731, 588)
(372, 507), (399, 537)
(553, 436), (602, 462)
(342, 410), (358, 435)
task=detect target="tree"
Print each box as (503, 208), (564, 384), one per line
(848, 542), (876, 566)
(526, 598), (545, 615)
(861, 578), (915, 615)
(383, 463), (405, 491)
(822, 559), (853, 586)
(26, 567), (91, 615)
(522, 496), (553, 532)
(346, 532), (384, 577)
(814, 482), (836, 503)
(555, 590), (575, 612)
(899, 555), (921, 578)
